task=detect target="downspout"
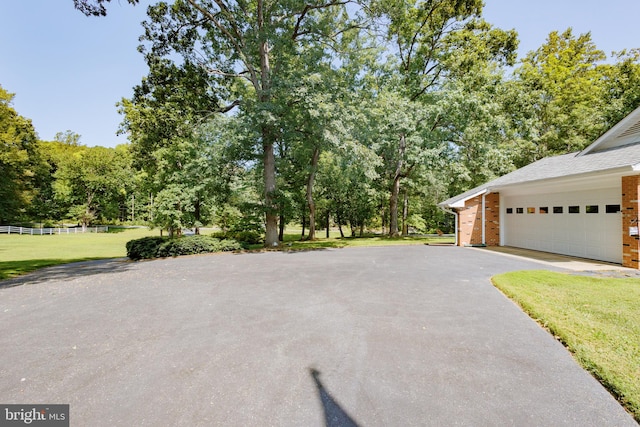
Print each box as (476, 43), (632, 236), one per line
(440, 207), (458, 246)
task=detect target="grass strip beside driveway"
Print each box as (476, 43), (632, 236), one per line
(1, 229), (453, 280)
(492, 270), (640, 422)
(0, 228), (157, 280)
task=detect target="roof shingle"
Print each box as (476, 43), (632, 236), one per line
(439, 142), (640, 207)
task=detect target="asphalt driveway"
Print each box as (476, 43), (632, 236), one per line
(0, 246), (636, 426)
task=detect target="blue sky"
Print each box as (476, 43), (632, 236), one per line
(1, 0), (639, 148)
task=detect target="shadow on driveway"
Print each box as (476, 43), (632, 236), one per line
(0, 258), (133, 289)
(310, 368), (360, 427)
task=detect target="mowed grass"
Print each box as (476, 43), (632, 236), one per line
(268, 230), (454, 250)
(492, 270), (640, 422)
(0, 227), (453, 280)
(0, 228), (158, 280)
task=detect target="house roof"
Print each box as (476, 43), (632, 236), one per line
(580, 105), (640, 155)
(439, 142), (640, 208)
(440, 105), (640, 209)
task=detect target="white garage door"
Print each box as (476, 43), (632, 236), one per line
(502, 188), (622, 263)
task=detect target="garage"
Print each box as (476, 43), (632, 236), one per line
(501, 188), (622, 263)
(439, 105), (640, 269)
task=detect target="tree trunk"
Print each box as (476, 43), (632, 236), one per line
(263, 139), (279, 246)
(337, 211), (344, 238)
(278, 210), (285, 242)
(149, 193), (154, 222)
(402, 188), (409, 236)
(258, 0), (279, 247)
(380, 193), (387, 235)
(306, 147), (320, 240)
(326, 212), (330, 238)
(389, 134), (405, 237)
(194, 198), (201, 235)
(389, 176), (401, 237)
(301, 209), (306, 238)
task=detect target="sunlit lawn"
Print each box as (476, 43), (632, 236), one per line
(255, 229), (454, 250)
(0, 227), (158, 280)
(492, 270), (640, 422)
(0, 226), (453, 280)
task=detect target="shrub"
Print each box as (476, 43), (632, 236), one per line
(211, 230), (263, 245)
(126, 235), (242, 260)
(215, 239), (244, 252)
(126, 236), (166, 260)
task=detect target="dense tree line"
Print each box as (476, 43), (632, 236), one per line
(2, 1), (640, 244)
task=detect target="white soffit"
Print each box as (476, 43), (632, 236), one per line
(448, 189), (487, 208)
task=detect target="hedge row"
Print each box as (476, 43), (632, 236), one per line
(126, 235), (243, 260)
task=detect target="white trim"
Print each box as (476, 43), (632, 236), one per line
(580, 105), (640, 155)
(440, 207), (458, 246)
(446, 189), (488, 208)
(490, 166), (638, 197)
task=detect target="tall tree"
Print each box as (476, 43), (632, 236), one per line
(316, 145), (380, 237)
(54, 145), (133, 229)
(366, 2), (517, 235)
(34, 132), (85, 221)
(119, 0), (359, 246)
(119, 58), (222, 176)
(600, 49), (640, 128)
(0, 85), (41, 223)
(508, 29), (607, 165)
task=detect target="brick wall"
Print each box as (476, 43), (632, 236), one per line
(484, 192), (500, 246)
(622, 175), (640, 268)
(457, 192), (500, 246)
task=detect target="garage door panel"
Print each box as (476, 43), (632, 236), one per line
(503, 188), (621, 263)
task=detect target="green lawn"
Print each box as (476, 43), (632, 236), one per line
(0, 227), (158, 280)
(492, 270), (640, 422)
(259, 231), (454, 250)
(0, 228), (453, 280)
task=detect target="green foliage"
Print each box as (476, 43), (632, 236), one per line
(52, 144), (134, 226)
(211, 230), (263, 246)
(130, 0), (365, 247)
(125, 236), (167, 260)
(317, 147), (380, 235)
(600, 49), (640, 128)
(508, 29), (608, 165)
(0, 85), (42, 223)
(68, 204), (96, 228)
(150, 184), (195, 236)
(41, 2), (640, 243)
(126, 235), (242, 260)
(74, 0), (138, 17)
(155, 235), (242, 258)
(118, 58), (220, 175)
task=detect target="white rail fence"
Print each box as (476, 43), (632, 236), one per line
(0, 225), (109, 235)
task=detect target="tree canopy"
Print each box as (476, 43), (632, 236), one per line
(3, 2), (640, 242)
(0, 85), (40, 223)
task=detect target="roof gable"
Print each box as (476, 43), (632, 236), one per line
(580, 105), (640, 155)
